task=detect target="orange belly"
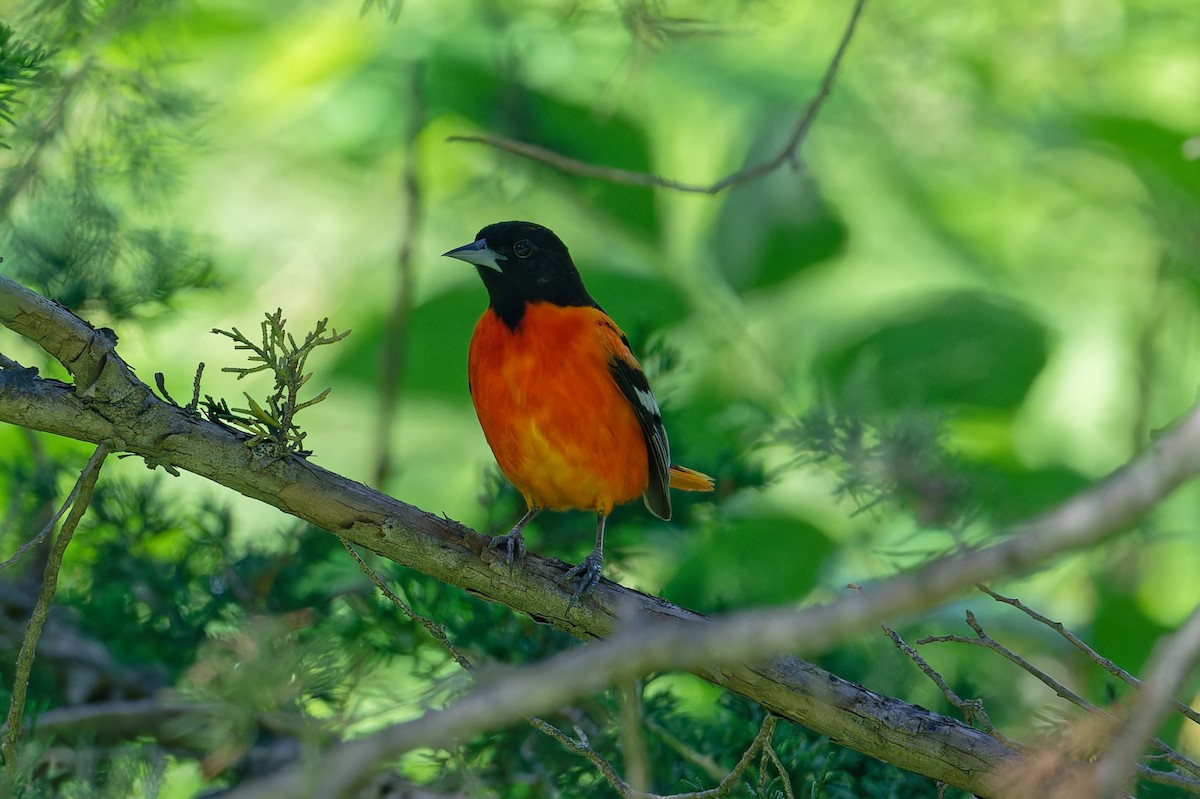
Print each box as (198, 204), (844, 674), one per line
(468, 302), (649, 515)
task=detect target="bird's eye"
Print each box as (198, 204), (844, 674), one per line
(513, 240), (533, 259)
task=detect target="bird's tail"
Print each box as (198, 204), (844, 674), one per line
(668, 465), (715, 492)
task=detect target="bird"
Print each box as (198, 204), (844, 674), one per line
(443, 221), (714, 602)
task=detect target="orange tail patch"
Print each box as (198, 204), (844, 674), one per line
(668, 465), (715, 492)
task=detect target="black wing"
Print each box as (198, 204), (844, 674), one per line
(605, 330), (672, 520)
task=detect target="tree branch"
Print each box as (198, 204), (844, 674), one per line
(919, 610), (1200, 792)
(2, 443), (108, 769)
(6, 274), (1200, 795)
(448, 0), (867, 195)
(884, 624), (1014, 746)
(530, 715), (778, 799)
(978, 584), (1200, 727)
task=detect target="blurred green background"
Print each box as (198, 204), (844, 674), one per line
(2, 0), (1200, 795)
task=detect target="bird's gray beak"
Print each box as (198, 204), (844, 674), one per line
(443, 238), (503, 272)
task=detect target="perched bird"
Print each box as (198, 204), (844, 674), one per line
(444, 221), (714, 601)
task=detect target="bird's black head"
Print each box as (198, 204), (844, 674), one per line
(443, 221), (598, 329)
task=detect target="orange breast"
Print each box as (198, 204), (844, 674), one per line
(468, 302), (649, 515)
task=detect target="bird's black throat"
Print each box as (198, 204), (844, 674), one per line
(478, 264), (600, 330)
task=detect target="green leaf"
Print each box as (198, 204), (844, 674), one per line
(713, 121), (848, 291)
(816, 292), (1049, 411)
(664, 514), (835, 609)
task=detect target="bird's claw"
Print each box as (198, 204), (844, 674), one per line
(487, 529), (526, 575)
(559, 553), (604, 608)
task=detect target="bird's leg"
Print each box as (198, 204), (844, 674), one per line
(560, 514), (606, 607)
(489, 504), (539, 572)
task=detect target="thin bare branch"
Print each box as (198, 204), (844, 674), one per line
(763, 738), (796, 799)
(919, 612), (1101, 714)
(2, 444), (108, 769)
(1095, 601), (1200, 798)
(448, 0), (868, 195)
(978, 584), (1200, 727)
(884, 625), (1015, 746)
(645, 718), (726, 783)
(532, 715), (778, 799)
(340, 538), (474, 674)
(0, 486), (70, 572)
(920, 610), (1200, 788)
(532, 718), (634, 796)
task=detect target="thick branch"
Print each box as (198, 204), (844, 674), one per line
(6, 274), (1200, 795)
(0, 276), (122, 391)
(0, 355), (1013, 793)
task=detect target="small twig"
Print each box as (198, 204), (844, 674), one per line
(884, 625), (1015, 747)
(920, 611), (1200, 784)
(532, 718), (634, 794)
(919, 612), (1101, 713)
(533, 714), (778, 799)
(2, 444), (108, 770)
(189, 362), (205, 413)
(1133, 768), (1200, 793)
(1094, 601), (1200, 798)
(339, 539), (474, 673)
(449, 0), (868, 195)
(978, 584), (1200, 727)
(645, 718), (726, 783)
(763, 739), (795, 799)
(154, 372), (180, 406)
(955, 613), (1200, 781)
(0, 446), (102, 572)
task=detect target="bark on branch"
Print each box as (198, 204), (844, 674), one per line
(4, 274), (1200, 796)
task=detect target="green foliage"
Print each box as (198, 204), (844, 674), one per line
(0, 24), (50, 148)
(359, 0), (404, 23)
(816, 292), (1049, 412)
(63, 480), (240, 673)
(0, 0), (213, 319)
(519, 93), (660, 238)
(4, 0), (1200, 795)
(11, 215), (215, 319)
(784, 408), (973, 529)
(666, 514), (836, 609)
(714, 143), (848, 291)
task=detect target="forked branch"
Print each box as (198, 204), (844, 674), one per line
(449, 0), (868, 195)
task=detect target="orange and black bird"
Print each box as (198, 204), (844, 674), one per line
(444, 221), (714, 600)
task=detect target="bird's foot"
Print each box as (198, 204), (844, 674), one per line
(559, 552), (604, 608)
(487, 528), (526, 575)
